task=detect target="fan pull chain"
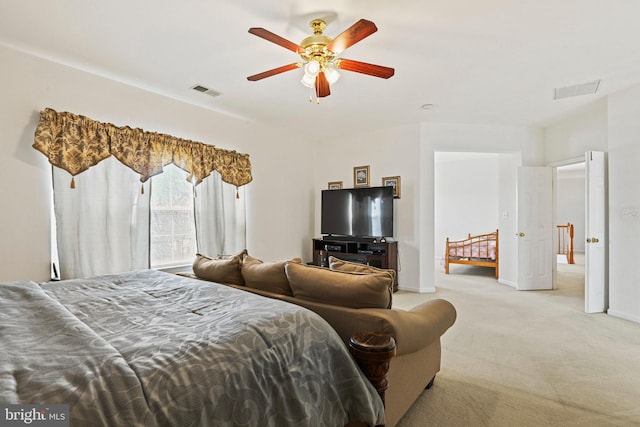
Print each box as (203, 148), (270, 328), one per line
(308, 86), (322, 104)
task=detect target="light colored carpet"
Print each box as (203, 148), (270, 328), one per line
(393, 255), (640, 427)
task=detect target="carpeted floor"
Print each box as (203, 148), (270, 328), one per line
(392, 255), (640, 427)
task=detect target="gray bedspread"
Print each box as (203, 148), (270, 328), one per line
(0, 270), (384, 426)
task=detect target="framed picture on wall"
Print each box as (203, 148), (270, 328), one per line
(353, 165), (370, 187)
(382, 176), (401, 198)
(328, 181), (343, 190)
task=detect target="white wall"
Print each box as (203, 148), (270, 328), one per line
(607, 84), (640, 323)
(0, 44), (313, 282)
(0, 47), (51, 282)
(545, 100), (608, 163)
(313, 124), (422, 291)
(246, 141), (316, 262)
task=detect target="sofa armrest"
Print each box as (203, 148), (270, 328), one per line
(361, 299), (457, 355)
(290, 296), (456, 356)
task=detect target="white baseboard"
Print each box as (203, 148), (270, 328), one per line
(498, 278), (516, 288)
(607, 309), (640, 324)
(397, 285), (436, 293)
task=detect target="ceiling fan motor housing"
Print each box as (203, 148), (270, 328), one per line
(300, 20), (335, 65)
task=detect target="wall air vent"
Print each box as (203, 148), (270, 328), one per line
(191, 84), (222, 97)
(553, 80), (600, 100)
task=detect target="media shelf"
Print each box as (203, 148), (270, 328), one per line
(312, 237), (398, 291)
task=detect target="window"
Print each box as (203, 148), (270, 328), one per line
(51, 157), (245, 279)
(150, 165), (196, 268)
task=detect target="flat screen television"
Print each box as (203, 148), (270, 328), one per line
(321, 186), (394, 238)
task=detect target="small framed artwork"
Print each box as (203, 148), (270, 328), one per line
(328, 181), (343, 190)
(382, 176), (401, 198)
(353, 165), (370, 187)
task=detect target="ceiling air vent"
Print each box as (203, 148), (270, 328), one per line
(191, 84), (222, 98)
(553, 80), (600, 100)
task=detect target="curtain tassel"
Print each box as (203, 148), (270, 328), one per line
(236, 188), (240, 199)
(70, 177), (76, 189)
(141, 184), (144, 195)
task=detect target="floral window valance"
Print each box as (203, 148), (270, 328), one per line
(32, 108), (253, 191)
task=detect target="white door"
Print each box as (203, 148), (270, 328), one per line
(517, 167), (553, 290)
(585, 151), (607, 313)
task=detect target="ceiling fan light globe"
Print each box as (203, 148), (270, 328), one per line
(301, 73), (315, 88)
(324, 62), (340, 84)
(325, 68), (340, 84)
(305, 60), (320, 76)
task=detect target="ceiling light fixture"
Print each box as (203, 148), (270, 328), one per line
(247, 18), (394, 104)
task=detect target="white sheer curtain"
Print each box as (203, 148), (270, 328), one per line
(53, 160), (245, 279)
(53, 157), (150, 279)
(194, 172), (246, 257)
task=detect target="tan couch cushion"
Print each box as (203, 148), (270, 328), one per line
(328, 256), (396, 283)
(285, 262), (393, 309)
(192, 250), (247, 285)
(241, 255), (301, 296)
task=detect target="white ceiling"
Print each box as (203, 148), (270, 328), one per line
(2, 0), (640, 136)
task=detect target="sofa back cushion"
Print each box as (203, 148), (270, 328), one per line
(328, 256), (396, 283)
(241, 255), (301, 296)
(192, 250), (247, 285)
(285, 262), (393, 309)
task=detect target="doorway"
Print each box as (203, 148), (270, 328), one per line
(434, 152), (501, 278)
(434, 151), (523, 287)
(555, 162), (586, 304)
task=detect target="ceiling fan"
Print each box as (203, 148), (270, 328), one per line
(247, 18), (395, 102)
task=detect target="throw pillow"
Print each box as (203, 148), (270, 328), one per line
(285, 262), (393, 309)
(192, 249), (247, 285)
(328, 256), (396, 285)
(241, 255), (301, 296)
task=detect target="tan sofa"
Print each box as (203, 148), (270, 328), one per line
(187, 252), (457, 427)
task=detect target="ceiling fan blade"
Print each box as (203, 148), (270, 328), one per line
(248, 28), (304, 54)
(335, 59), (395, 79)
(247, 63), (302, 81)
(326, 19), (378, 54)
(315, 72), (331, 98)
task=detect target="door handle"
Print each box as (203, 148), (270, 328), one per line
(516, 232), (525, 237)
(587, 237), (599, 243)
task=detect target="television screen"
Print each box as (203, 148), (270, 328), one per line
(321, 186), (394, 238)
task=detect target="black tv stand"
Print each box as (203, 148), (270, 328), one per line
(313, 237), (398, 291)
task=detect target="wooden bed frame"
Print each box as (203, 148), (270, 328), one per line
(445, 229), (499, 279)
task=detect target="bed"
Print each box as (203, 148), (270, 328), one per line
(444, 229), (499, 279)
(0, 269), (384, 427)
